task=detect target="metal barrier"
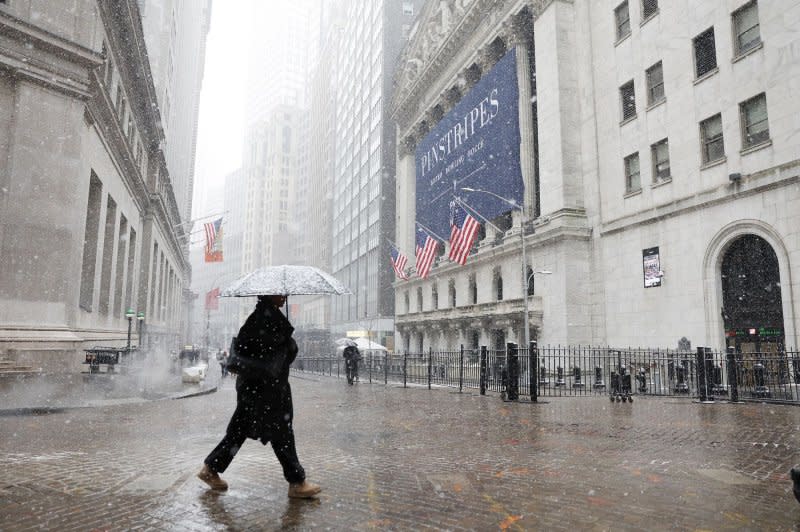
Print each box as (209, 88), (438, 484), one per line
(293, 344), (800, 405)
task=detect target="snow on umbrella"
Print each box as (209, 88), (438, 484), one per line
(219, 265), (350, 297)
(335, 338), (358, 347)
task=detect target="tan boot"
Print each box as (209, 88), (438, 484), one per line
(197, 464), (228, 491)
(287, 480), (321, 499)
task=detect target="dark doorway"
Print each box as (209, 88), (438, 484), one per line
(721, 234), (784, 352)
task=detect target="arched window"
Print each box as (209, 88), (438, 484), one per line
(416, 287), (423, 312)
(526, 266), (535, 296)
(404, 291), (410, 313)
(469, 274), (478, 304)
(494, 268), (503, 301)
(449, 279), (456, 307)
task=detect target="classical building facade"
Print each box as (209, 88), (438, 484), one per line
(391, 0), (800, 353)
(0, 0), (198, 370)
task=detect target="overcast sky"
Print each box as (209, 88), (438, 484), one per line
(191, 0), (252, 222)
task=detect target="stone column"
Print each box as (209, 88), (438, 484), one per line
(503, 16), (537, 220)
(532, 0), (583, 216)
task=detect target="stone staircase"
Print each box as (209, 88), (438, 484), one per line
(0, 357), (41, 376)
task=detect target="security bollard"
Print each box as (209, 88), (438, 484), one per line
(539, 364), (549, 386)
(726, 347), (738, 402)
(427, 348), (432, 390)
(711, 364), (727, 395)
(555, 366), (566, 386)
(696, 347), (708, 401)
(506, 342), (519, 401)
(593, 366), (606, 389)
(674, 362), (689, 393)
(792, 359), (800, 385)
(621, 367), (632, 397)
(479, 346), (487, 395)
(754, 362), (770, 398)
(529, 341), (538, 403)
(636, 367), (647, 393)
(572, 366), (585, 388)
(459, 344), (464, 393)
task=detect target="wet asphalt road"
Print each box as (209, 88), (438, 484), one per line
(1, 371), (799, 531)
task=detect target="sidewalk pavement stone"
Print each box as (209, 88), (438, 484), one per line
(0, 372), (799, 530)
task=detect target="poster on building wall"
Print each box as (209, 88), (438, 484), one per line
(642, 247), (662, 288)
(415, 48), (523, 240)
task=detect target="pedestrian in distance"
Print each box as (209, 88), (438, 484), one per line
(219, 349), (229, 378)
(197, 294), (321, 499)
(343, 344), (361, 385)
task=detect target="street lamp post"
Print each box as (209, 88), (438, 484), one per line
(461, 188), (550, 349)
(125, 308), (135, 352)
(137, 311), (145, 350)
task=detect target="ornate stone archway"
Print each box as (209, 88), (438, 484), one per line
(703, 220), (796, 349)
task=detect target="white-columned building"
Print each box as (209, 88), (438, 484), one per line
(392, 0), (799, 353)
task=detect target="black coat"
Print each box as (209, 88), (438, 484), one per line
(230, 298), (298, 444)
(343, 346), (361, 362)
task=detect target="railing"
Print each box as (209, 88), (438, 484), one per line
(292, 343), (800, 405)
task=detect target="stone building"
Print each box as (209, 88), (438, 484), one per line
(391, 0), (800, 353)
(0, 0), (198, 370)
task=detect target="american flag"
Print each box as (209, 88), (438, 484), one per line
(390, 247), (409, 280)
(448, 202), (480, 265)
(204, 217), (223, 262)
(415, 229), (438, 279)
(205, 287), (220, 310)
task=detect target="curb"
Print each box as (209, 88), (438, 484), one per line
(0, 383), (219, 416)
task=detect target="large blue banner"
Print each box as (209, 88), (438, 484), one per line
(415, 48), (522, 240)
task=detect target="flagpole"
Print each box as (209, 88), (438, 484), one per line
(415, 221), (447, 243)
(454, 197), (505, 234)
(383, 236), (412, 258)
(459, 191), (532, 354)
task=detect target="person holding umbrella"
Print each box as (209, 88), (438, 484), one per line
(342, 341), (361, 385)
(197, 294), (321, 498)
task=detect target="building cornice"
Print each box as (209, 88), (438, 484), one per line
(600, 163), (800, 237)
(0, 9), (102, 98)
(96, 0), (164, 150)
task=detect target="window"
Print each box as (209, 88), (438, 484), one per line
(614, 1), (631, 41)
(620, 80), (636, 121)
(624, 152), (641, 193)
(700, 113), (725, 164)
(693, 27), (717, 78)
(651, 138), (671, 181)
(79, 172), (103, 311)
(740, 93), (769, 148)
(417, 287), (423, 312)
(449, 280), (456, 307)
(494, 271), (503, 301)
(469, 275), (477, 304)
(733, 1), (761, 56)
(402, 1), (414, 16)
(646, 61), (664, 105)
(642, 0), (658, 19)
(432, 284), (438, 310)
(526, 267), (535, 296)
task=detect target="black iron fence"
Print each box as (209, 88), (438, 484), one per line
(292, 342), (800, 405)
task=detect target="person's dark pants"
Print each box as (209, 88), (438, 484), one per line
(204, 404), (305, 484)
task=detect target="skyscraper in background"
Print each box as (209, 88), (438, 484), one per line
(141, 0), (212, 226)
(329, 0), (424, 349)
(245, 0), (318, 127)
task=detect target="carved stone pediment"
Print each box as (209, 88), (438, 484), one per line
(392, 0), (568, 130)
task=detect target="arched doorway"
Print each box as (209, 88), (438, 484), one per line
(721, 234), (784, 352)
